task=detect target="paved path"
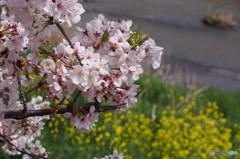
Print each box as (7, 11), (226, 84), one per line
(79, 0), (240, 91)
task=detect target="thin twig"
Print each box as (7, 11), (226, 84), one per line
(0, 133), (47, 159)
(55, 22), (73, 48)
(99, 103), (126, 112)
(24, 80), (46, 96)
(52, 55), (73, 69)
(55, 22), (82, 65)
(70, 90), (81, 107)
(56, 96), (66, 106)
(13, 63), (27, 112)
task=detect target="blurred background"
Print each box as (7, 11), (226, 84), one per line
(79, 0), (240, 91)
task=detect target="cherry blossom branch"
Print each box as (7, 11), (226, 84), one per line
(51, 55), (73, 69)
(2, 103), (125, 120)
(0, 1), (163, 157)
(0, 133), (47, 159)
(94, 97), (101, 112)
(54, 22), (74, 48)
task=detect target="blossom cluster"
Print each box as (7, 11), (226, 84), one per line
(0, 96), (50, 157)
(0, 0), (85, 157)
(48, 14), (163, 110)
(63, 105), (98, 132)
(0, 0), (163, 158)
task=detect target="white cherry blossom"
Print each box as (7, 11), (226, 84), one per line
(69, 65), (89, 85)
(40, 59), (56, 71)
(109, 29), (130, 49)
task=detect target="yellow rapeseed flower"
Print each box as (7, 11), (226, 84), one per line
(178, 96), (184, 101)
(123, 148), (128, 154)
(60, 117), (65, 122)
(183, 108), (189, 113)
(207, 101), (212, 107)
(54, 120), (59, 126)
(161, 110), (168, 115)
(166, 105), (171, 109)
(190, 101), (196, 106)
(49, 96), (239, 159)
(102, 125), (106, 130)
(105, 132), (111, 138)
(120, 142), (126, 148)
(120, 115), (125, 120)
(207, 120), (216, 126)
(171, 110), (176, 115)
(100, 141), (105, 146)
(151, 142), (158, 148)
(162, 155), (170, 159)
(48, 122), (53, 128)
(219, 118), (227, 124)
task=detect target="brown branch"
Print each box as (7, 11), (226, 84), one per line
(55, 22), (73, 48)
(94, 97), (101, 112)
(2, 103), (125, 120)
(0, 133), (47, 159)
(3, 107), (70, 120)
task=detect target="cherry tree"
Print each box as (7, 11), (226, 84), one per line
(0, 0), (163, 158)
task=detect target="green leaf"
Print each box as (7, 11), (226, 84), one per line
(117, 19), (122, 23)
(135, 29), (141, 43)
(101, 30), (110, 42)
(128, 29), (149, 46)
(138, 33), (149, 45)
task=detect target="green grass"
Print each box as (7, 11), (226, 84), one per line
(1, 74), (240, 158)
(135, 74), (240, 126)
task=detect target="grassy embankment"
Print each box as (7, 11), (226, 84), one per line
(1, 74), (240, 159)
